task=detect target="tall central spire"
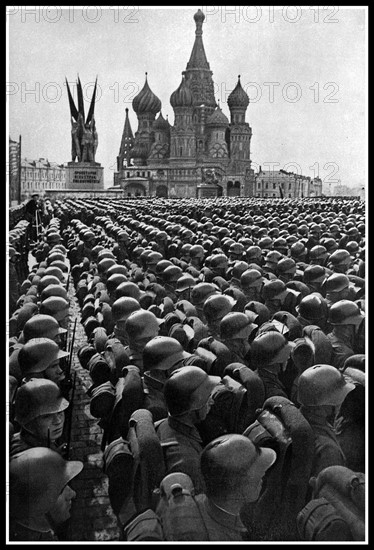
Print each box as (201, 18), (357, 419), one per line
(186, 9), (210, 70)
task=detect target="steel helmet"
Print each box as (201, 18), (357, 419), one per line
(37, 275), (61, 294)
(22, 313), (67, 342)
(309, 245), (329, 261)
(163, 265), (183, 284)
(46, 252), (65, 265)
(220, 312), (257, 340)
(189, 244), (205, 259)
(10, 447), (83, 531)
(97, 258), (116, 274)
(210, 254), (229, 270)
(125, 310), (162, 340)
(276, 258), (297, 275)
(155, 260), (173, 276)
(106, 274), (128, 294)
(164, 366), (220, 415)
(44, 266), (65, 282)
(290, 241), (307, 259)
(18, 337), (68, 375)
(143, 336), (191, 371)
(245, 301), (271, 326)
(246, 245), (262, 261)
(265, 250), (283, 266)
(241, 269), (263, 289)
(146, 251), (163, 266)
(115, 281), (142, 301)
(229, 242), (245, 255)
(262, 279), (287, 301)
(112, 297), (141, 323)
(39, 296), (69, 322)
(106, 264), (129, 278)
(203, 294), (235, 324)
(175, 274), (196, 294)
(49, 259), (69, 273)
(303, 265), (326, 285)
(231, 261), (249, 280)
(328, 300), (365, 326)
(298, 364), (355, 406)
(324, 273), (350, 293)
(258, 236), (273, 250)
(250, 331), (294, 366)
(329, 249), (352, 266)
(191, 283), (220, 306)
(14, 378), (69, 426)
(97, 249), (116, 262)
(40, 284), (68, 302)
(297, 294), (328, 321)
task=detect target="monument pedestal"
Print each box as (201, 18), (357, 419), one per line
(197, 182), (222, 198)
(65, 162), (104, 190)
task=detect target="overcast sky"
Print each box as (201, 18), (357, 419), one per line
(7, 5), (367, 190)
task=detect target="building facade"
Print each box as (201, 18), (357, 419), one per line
(20, 158), (66, 201)
(114, 9), (255, 199)
(254, 169), (322, 199)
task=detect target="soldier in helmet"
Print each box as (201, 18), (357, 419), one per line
(328, 249), (353, 274)
(323, 273), (356, 307)
(142, 336), (193, 420)
(327, 300), (365, 369)
(228, 261), (249, 290)
(297, 364), (355, 477)
(240, 269), (264, 302)
(162, 265), (183, 302)
(18, 338), (68, 386)
(39, 296), (70, 331)
(123, 310), (162, 373)
(196, 434), (277, 541)
(203, 294), (236, 339)
(155, 366), (221, 494)
(261, 279), (301, 317)
(296, 293), (330, 332)
(174, 274), (196, 302)
(9, 447), (83, 541)
(210, 254), (229, 280)
(110, 296), (141, 345)
(250, 331), (295, 399)
(219, 312), (257, 367)
(190, 282), (220, 324)
(189, 244), (205, 270)
(10, 379), (69, 457)
(303, 265), (327, 296)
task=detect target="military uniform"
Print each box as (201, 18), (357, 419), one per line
(194, 494), (249, 541)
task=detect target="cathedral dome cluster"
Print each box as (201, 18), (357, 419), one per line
(116, 9), (254, 199)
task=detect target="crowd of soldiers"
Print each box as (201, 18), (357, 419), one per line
(8, 195), (366, 541)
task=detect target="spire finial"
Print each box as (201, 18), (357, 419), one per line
(238, 75), (241, 80)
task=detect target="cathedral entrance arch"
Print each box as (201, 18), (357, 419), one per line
(124, 182), (146, 196)
(227, 180), (240, 197)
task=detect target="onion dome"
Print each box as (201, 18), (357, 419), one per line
(153, 112), (170, 132)
(194, 9), (205, 24)
(227, 75), (249, 109)
(170, 76), (193, 108)
(129, 142), (148, 160)
(206, 102), (229, 126)
(132, 73), (161, 115)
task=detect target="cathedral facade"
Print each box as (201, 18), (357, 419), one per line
(114, 9), (255, 199)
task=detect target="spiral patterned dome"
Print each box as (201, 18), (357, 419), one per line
(227, 75), (249, 109)
(132, 74), (161, 116)
(170, 76), (193, 108)
(153, 112), (170, 132)
(206, 104), (229, 126)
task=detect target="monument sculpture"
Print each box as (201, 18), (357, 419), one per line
(65, 76), (103, 190)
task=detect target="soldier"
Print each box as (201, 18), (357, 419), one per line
(18, 338), (68, 385)
(9, 447), (83, 541)
(297, 364), (355, 477)
(9, 247), (21, 315)
(203, 294), (235, 339)
(196, 434), (277, 541)
(110, 297), (141, 345)
(240, 269), (264, 302)
(219, 312), (257, 367)
(10, 379), (69, 457)
(327, 300), (365, 369)
(190, 282), (220, 324)
(142, 336), (193, 420)
(250, 331), (295, 399)
(122, 310), (162, 373)
(39, 296), (70, 331)
(156, 366), (221, 494)
(296, 293), (330, 332)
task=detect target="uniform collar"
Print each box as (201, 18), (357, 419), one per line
(206, 498), (247, 533)
(168, 416), (202, 443)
